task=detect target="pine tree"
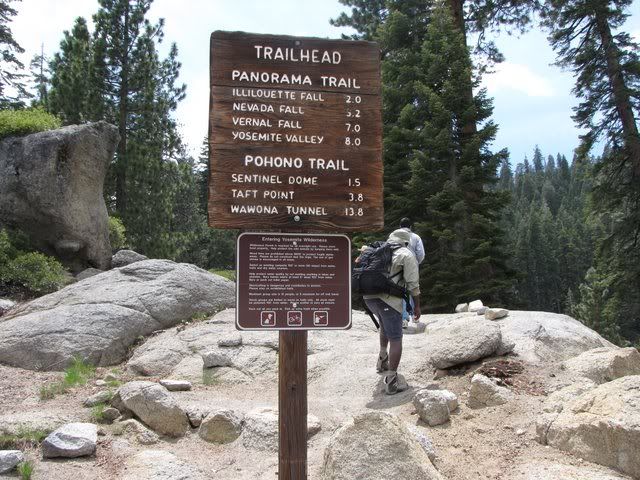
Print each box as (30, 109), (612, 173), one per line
(48, 17), (97, 123)
(0, 0), (28, 108)
(379, 3), (514, 310)
(542, 0), (640, 343)
(28, 45), (48, 107)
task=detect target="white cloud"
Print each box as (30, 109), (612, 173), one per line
(484, 62), (555, 98)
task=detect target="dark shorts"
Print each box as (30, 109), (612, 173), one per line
(364, 298), (403, 341)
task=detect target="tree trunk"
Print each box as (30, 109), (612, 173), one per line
(116, 2), (130, 214)
(594, 9), (640, 177)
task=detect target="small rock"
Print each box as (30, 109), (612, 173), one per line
(0, 299), (16, 316)
(476, 306), (488, 315)
(42, 423), (97, 458)
(95, 380), (107, 386)
(83, 390), (112, 407)
(405, 321), (427, 334)
(455, 303), (468, 313)
(116, 381), (189, 437)
(485, 308), (509, 320)
(468, 300), (484, 312)
(516, 428), (526, 436)
(218, 334), (242, 347)
(102, 407), (120, 423)
(114, 419), (159, 445)
(413, 389), (458, 426)
(467, 374), (513, 409)
(159, 380), (192, 392)
(0, 450), (24, 474)
(187, 408), (205, 428)
(308, 414), (322, 437)
(111, 249), (148, 268)
(201, 350), (233, 368)
(198, 409), (243, 444)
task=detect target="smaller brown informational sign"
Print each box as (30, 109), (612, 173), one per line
(236, 232), (351, 330)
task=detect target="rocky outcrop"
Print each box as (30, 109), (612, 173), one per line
(561, 347), (640, 384)
(41, 423), (97, 458)
(0, 260), (234, 370)
(117, 381), (189, 437)
(0, 122), (118, 271)
(240, 407), (320, 452)
(496, 311), (614, 364)
(322, 412), (443, 480)
(537, 375), (640, 478)
(425, 316), (503, 369)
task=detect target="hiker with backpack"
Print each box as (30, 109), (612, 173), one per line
(353, 229), (421, 395)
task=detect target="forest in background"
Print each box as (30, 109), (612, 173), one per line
(0, 0), (638, 346)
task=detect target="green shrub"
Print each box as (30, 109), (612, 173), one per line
(64, 356), (95, 387)
(17, 460), (34, 480)
(108, 216), (127, 251)
(0, 107), (61, 139)
(0, 428), (47, 449)
(4, 252), (66, 295)
(210, 269), (235, 281)
(0, 229), (67, 297)
(91, 403), (106, 423)
(40, 356), (95, 401)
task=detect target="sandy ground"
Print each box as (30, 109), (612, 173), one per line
(0, 310), (632, 480)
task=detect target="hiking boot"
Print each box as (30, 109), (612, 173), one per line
(376, 354), (389, 373)
(402, 320), (409, 329)
(384, 373), (405, 395)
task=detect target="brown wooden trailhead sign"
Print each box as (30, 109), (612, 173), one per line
(236, 232), (351, 330)
(208, 30), (383, 232)
(209, 30), (382, 480)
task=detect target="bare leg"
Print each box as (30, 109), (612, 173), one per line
(388, 339), (402, 372)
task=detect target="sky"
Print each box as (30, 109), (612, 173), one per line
(10, 0), (640, 165)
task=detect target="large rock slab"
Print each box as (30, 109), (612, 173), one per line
(117, 381), (189, 437)
(127, 309), (279, 379)
(121, 450), (205, 480)
(41, 422), (97, 458)
(496, 311), (614, 364)
(561, 347), (640, 384)
(322, 411), (443, 480)
(0, 259), (234, 370)
(537, 375), (640, 478)
(0, 122), (118, 271)
(426, 316), (502, 368)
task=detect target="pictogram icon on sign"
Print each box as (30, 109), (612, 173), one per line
(313, 311), (328, 326)
(261, 311), (276, 327)
(287, 311), (303, 327)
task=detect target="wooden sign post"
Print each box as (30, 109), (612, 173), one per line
(209, 31), (382, 479)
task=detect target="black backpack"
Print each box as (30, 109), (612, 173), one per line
(352, 241), (411, 302)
